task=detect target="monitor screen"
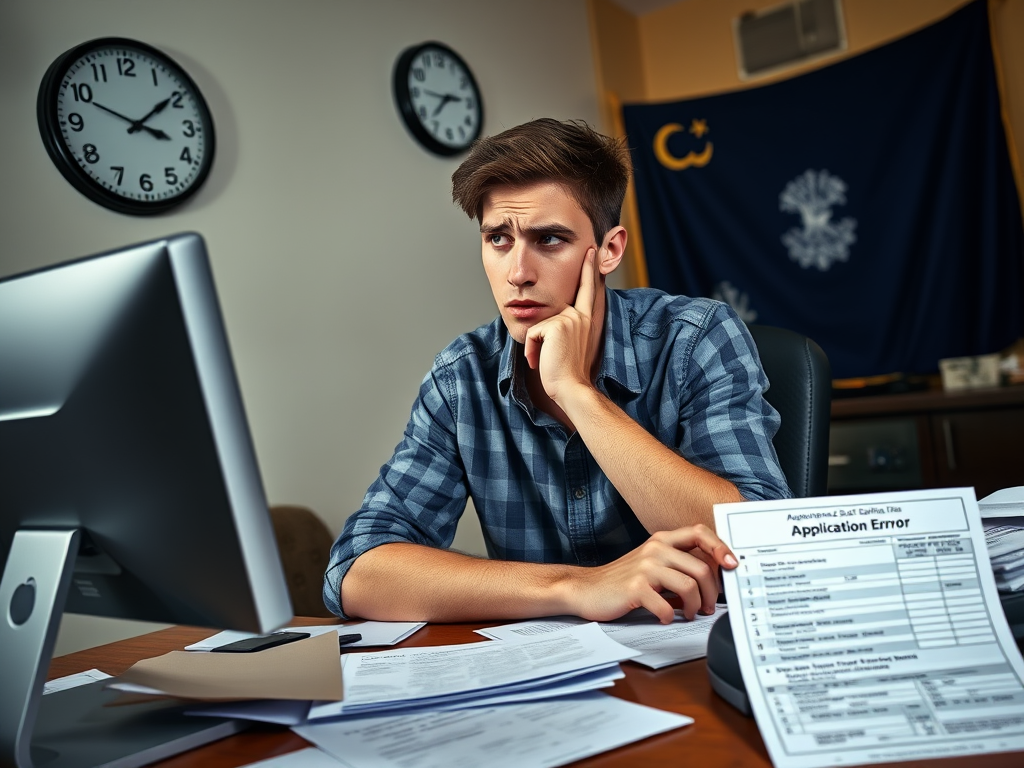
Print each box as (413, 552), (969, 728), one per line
(0, 232), (293, 767)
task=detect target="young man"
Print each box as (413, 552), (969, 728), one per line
(324, 118), (790, 625)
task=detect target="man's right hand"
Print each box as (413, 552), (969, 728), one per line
(560, 524), (738, 624)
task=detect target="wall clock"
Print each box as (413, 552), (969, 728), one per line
(37, 37), (215, 215)
(393, 42), (483, 157)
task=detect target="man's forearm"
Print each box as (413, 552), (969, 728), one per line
(561, 385), (742, 533)
(342, 527), (736, 624)
(341, 542), (578, 622)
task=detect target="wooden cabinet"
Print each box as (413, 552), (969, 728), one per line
(828, 386), (1024, 498)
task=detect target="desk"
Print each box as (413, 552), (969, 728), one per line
(829, 385), (1024, 497)
(47, 617), (1022, 768)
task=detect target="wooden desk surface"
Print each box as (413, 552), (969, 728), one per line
(47, 618), (1023, 768)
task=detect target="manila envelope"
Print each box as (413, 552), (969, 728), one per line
(112, 629), (343, 701)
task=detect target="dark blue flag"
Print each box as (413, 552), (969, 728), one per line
(623, 0), (1023, 380)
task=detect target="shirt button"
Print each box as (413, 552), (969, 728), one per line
(573, 487), (586, 500)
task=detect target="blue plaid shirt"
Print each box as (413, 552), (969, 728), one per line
(324, 288), (790, 618)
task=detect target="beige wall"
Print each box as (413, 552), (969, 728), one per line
(588, 0), (1024, 281)
(2, 0), (601, 655)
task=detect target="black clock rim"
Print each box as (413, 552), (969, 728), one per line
(393, 41), (484, 158)
(37, 36), (217, 216)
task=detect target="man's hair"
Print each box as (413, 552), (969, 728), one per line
(451, 118), (632, 241)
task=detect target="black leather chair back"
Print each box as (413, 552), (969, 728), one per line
(747, 324), (831, 498)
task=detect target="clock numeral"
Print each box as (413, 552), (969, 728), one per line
(91, 63), (107, 82)
(182, 120), (196, 138)
(139, 174), (154, 192)
(458, 125), (465, 139)
(180, 147), (193, 164)
(419, 105), (427, 120)
(412, 67), (425, 82)
(164, 167), (179, 186)
(82, 144), (99, 164)
(111, 166), (124, 185)
(68, 113), (85, 132)
(465, 98), (475, 110)
(117, 58), (136, 77)
(465, 115), (473, 127)
(445, 127), (454, 141)
(411, 86), (420, 98)
(434, 52), (445, 67)
(460, 77), (468, 89)
(70, 83), (93, 103)
(422, 54), (431, 68)
(171, 91), (184, 109)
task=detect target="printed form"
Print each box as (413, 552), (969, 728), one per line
(715, 487), (1024, 768)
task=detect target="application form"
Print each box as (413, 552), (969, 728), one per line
(715, 487), (1024, 768)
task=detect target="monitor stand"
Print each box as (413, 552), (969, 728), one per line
(0, 529), (246, 768)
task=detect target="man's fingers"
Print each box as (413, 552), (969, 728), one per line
(573, 248), (597, 318)
(662, 524), (738, 570)
(523, 324), (545, 369)
(637, 590), (676, 625)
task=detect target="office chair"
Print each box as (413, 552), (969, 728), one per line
(746, 324), (832, 498)
(269, 504), (337, 618)
(707, 324), (831, 714)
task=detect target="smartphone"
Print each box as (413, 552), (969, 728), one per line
(210, 631), (310, 653)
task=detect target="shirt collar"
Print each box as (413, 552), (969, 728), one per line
(497, 287), (642, 399)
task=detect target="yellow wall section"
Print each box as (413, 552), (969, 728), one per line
(588, 0), (1024, 287)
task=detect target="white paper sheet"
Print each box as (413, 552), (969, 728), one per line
(184, 622), (425, 651)
(715, 487), (1024, 768)
(979, 486), (1024, 517)
(475, 604), (727, 668)
(294, 692), (692, 768)
(43, 668), (112, 695)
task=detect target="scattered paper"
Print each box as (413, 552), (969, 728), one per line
(476, 604), (727, 669)
(185, 621), (425, 652)
(109, 630), (343, 701)
(43, 668), (112, 695)
(294, 692), (692, 768)
(191, 663), (625, 726)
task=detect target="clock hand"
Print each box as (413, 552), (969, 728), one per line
(431, 93), (463, 116)
(92, 101), (172, 140)
(91, 101), (137, 126)
(127, 98), (171, 134)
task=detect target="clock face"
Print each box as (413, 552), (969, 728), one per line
(37, 38), (215, 215)
(394, 42), (483, 156)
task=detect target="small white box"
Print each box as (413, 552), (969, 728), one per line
(939, 353), (1001, 391)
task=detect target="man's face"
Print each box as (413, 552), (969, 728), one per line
(480, 181), (596, 344)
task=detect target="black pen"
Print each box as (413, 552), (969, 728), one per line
(338, 632), (362, 651)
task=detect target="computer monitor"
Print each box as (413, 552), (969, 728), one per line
(0, 232), (293, 768)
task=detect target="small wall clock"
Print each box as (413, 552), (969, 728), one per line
(393, 42), (483, 157)
(37, 37), (216, 215)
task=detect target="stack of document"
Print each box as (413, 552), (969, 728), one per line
(307, 622), (638, 720)
(185, 622), (640, 726)
(980, 486), (1024, 592)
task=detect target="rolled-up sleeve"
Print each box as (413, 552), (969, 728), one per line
(323, 368), (468, 618)
(677, 303), (792, 502)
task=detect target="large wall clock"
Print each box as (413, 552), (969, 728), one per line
(37, 37), (216, 215)
(393, 42), (483, 157)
